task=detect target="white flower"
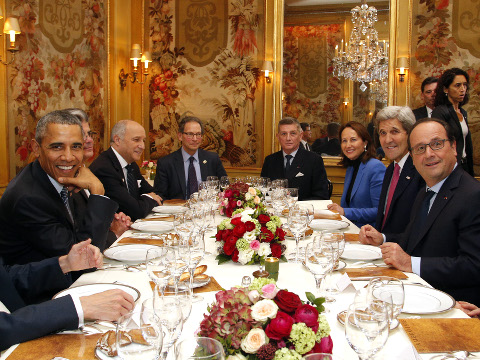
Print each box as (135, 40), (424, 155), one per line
(248, 187), (257, 195)
(148, 161), (154, 168)
(248, 290), (260, 303)
(241, 210), (254, 223)
(254, 196), (261, 204)
(238, 249), (254, 265)
(227, 354), (247, 360)
(245, 192), (253, 201)
(240, 328), (268, 353)
(250, 299), (278, 322)
(258, 243), (272, 257)
(244, 231), (257, 242)
(225, 220), (234, 230)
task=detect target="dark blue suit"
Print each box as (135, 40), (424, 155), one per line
(375, 155), (424, 236)
(341, 158), (386, 228)
(0, 257), (78, 351)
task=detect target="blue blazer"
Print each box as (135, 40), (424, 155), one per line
(341, 158), (386, 228)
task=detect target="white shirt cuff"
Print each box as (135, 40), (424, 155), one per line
(70, 294), (85, 327)
(382, 234), (386, 244)
(141, 193), (153, 200)
(411, 256), (421, 275)
(90, 194), (110, 200)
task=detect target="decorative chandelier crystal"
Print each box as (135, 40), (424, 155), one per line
(368, 79), (388, 104)
(332, 0), (388, 92)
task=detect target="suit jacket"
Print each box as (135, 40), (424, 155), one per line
(341, 158), (386, 228)
(260, 147), (329, 200)
(388, 167), (480, 304)
(0, 257), (78, 351)
(412, 105), (429, 121)
(90, 147), (158, 220)
(375, 155), (424, 235)
(299, 141), (311, 151)
(431, 104), (474, 175)
(0, 160), (118, 265)
(154, 148), (227, 200)
(312, 138), (341, 156)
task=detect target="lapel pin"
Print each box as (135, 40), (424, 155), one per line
(406, 176), (411, 180)
(203, 160), (207, 164)
(444, 197), (447, 200)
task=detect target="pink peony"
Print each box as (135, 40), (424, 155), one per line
(237, 200), (243, 207)
(250, 240), (260, 251)
(261, 283), (279, 299)
(308, 335), (333, 354)
(294, 304), (319, 331)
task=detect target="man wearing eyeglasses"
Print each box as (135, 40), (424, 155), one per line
(154, 116), (227, 200)
(360, 118), (480, 305)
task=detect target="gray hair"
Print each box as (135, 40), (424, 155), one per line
(374, 106), (416, 134)
(178, 116), (204, 134)
(110, 120), (131, 143)
(35, 110), (84, 144)
(278, 117), (302, 133)
(64, 108), (89, 123)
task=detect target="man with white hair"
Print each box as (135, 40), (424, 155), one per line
(90, 120), (162, 220)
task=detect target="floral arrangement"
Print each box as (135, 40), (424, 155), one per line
(141, 160), (157, 171)
(215, 208), (286, 265)
(198, 278), (332, 359)
(219, 181), (263, 218)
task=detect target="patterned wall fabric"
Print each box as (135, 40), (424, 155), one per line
(147, 0), (264, 168)
(411, 0), (480, 174)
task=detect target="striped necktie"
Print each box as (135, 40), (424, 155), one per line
(60, 186), (73, 222)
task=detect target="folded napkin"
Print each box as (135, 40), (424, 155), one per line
(118, 237), (165, 246)
(344, 233), (360, 242)
(400, 318), (480, 353)
(313, 212), (342, 221)
(7, 333), (102, 360)
(149, 276), (223, 294)
(138, 215), (175, 222)
(341, 267), (408, 279)
(163, 199), (187, 206)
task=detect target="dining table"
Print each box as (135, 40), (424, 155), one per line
(1, 200), (475, 360)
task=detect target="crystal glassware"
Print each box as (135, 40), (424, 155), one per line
(367, 276), (405, 329)
(287, 207), (309, 263)
(175, 337), (225, 360)
(304, 241), (334, 299)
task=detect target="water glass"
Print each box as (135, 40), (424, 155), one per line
(367, 277), (404, 329)
(304, 241), (334, 299)
(146, 247), (170, 297)
(286, 188), (299, 208)
(175, 337), (225, 360)
(287, 207), (309, 263)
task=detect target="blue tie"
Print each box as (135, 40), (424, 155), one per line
(412, 190), (435, 234)
(285, 155), (293, 173)
(187, 157), (198, 199)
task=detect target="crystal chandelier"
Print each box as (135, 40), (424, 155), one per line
(332, 0), (388, 92)
(368, 79), (388, 104)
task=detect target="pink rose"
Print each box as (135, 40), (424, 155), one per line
(248, 290), (260, 303)
(261, 283), (279, 299)
(250, 240), (260, 251)
(237, 200), (243, 207)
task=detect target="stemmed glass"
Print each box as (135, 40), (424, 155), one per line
(206, 176), (218, 182)
(287, 207), (309, 263)
(303, 354), (337, 360)
(286, 188), (299, 209)
(304, 241), (335, 300)
(180, 232), (205, 302)
(116, 308), (163, 360)
(175, 337), (226, 360)
(367, 277), (405, 329)
(219, 176), (230, 191)
(272, 178), (288, 189)
(257, 177), (270, 200)
(173, 209), (194, 242)
(271, 188), (287, 217)
(146, 247), (170, 298)
(159, 287), (192, 324)
(322, 232), (345, 301)
(345, 300), (390, 360)
(163, 247), (188, 293)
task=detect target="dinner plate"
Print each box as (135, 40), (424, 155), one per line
(54, 283), (140, 302)
(152, 205), (186, 214)
(334, 260), (347, 271)
(337, 309), (399, 330)
(130, 221), (173, 233)
(340, 243), (382, 261)
(402, 284), (455, 314)
(310, 219), (349, 231)
(104, 244), (162, 262)
(168, 276), (211, 290)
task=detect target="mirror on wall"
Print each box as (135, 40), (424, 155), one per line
(281, 0), (390, 140)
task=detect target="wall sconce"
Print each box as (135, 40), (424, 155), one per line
(262, 61), (274, 83)
(343, 97), (349, 106)
(119, 43), (152, 90)
(0, 13), (21, 66)
(396, 57), (409, 82)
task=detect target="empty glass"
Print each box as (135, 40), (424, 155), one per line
(287, 207), (309, 263)
(271, 188), (287, 217)
(367, 277), (405, 329)
(322, 232), (346, 300)
(146, 247), (170, 298)
(173, 210), (194, 241)
(304, 241), (335, 300)
(286, 188), (299, 208)
(180, 233), (205, 302)
(175, 337), (225, 360)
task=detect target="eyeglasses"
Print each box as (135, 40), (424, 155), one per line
(84, 131), (97, 139)
(410, 139), (449, 155)
(183, 132), (202, 139)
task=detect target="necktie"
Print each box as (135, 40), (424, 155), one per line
(126, 164), (138, 198)
(411, 190), (435, 235)
(187, 156), (198, 199)
(382, 163), (400, 230)
(285, 155), (293, 173)
(60, 186), (73, 222)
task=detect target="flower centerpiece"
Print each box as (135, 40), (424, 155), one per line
(198, 278), (333, 359)
(141, 160), (157, 180)
(215, 207), (286, 265)
(219, 181), (263, 217)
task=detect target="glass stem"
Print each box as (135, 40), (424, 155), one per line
(314, 275), (325, 298)
(295, 234), (300, 263)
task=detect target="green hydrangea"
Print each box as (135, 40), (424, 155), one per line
(232, 208), (244, 216)
(225, 220), (234, 230)
(252, 218), (261, 232)
(218, 219), (229, 230)
(316, 314), (331, 341)
(273, 348), (302, 360)
(236, 238), (249, 251)
(266, 220), (277, 233)
(270, 215), (282, 227)
(289, 323), (316, 354)
(248, 277), (276, 293)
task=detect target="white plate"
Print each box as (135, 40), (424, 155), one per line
(104, 244), (162, 262)
(152, 205), (186, 214)
(334, 260), (347, 271)
(54, 283), (140, 302)
(130, 221), (173, 233)
(340, 244), (382, 261)
(95, 347), (120, 360)
(167, 276), (211, 290)
(310, 219), (349, 231)
(402, 284), (455, 314)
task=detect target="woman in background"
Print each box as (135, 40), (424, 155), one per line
(327, 121), (386, 228)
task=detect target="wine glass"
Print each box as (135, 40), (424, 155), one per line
(158, 287), (192, 323)
(116, 308), (163, 360)
(206, 176), (218, 182)
(219, 176), (230, 191)
(286, 188), (299, 209)
(304, 241), (334, 299)
(345, 301), (390, 360)
(271, 188), (287, 217)
(303, 354), (337, 360)
(367, 277), (405, 329)
(146, 247), (170, 298)
(163, 247), (188, 293)
(287, 207), (309, 263)
(322, 232), (345, 300)
(180, 232), (205, 302)
(173, 209), (194, 241)
(175, 337), (225, 360)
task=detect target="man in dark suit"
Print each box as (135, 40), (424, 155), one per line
(0, 111), (118, 265)
(154, 116), (227, 200)
(312, 122), (341, 156)
(360, 118), (480, 304)
(371, 106), (424, 236)
(0, 239), (135, 351)
(90, 120), (163, 221)
(261, 117), (329, 200)
(299, 122), (312, 151)
(412, 77), (438, 120)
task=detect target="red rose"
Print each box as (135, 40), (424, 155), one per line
(265, 311), (294, 340)
(225, 208), (233, 218)
(221, 229), (232, 241)
(224, 189), (233, 198)
(274, 290), (302, 313)
(233, 223), (246, 237)
(262, 228), (274, 242)
(294, 304), (319, 331)
(308, 335), (333, 354)
(271, 243), (282, 258)
(258, 214), (270, 224)
(228, 199), (237, 209)
(230, 217), (243, 226)
(245, 221), (255, 232)
(232, 189), (240, 197)
(232, 249), (239, 262)
(223, 236), (237, 255)
(276, 227), (286, 240)
(215, 230), (223, 241)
